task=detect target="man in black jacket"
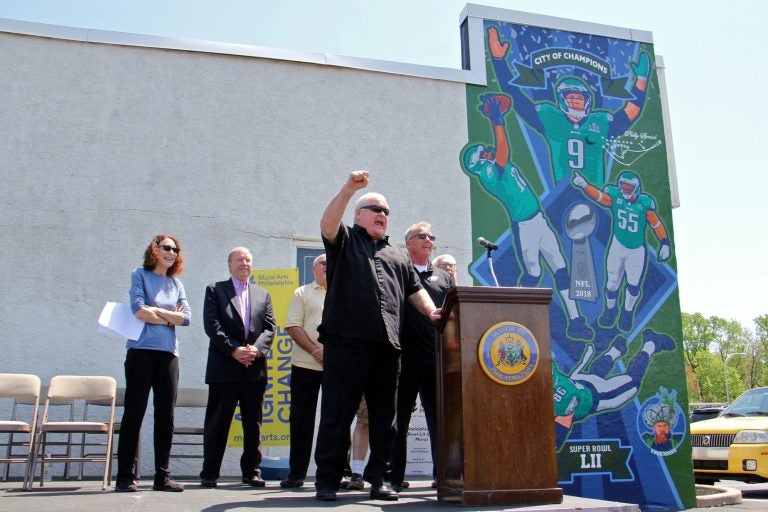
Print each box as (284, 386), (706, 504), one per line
(314, 170), (440, 502)
(200, 247), (275, 488)
(389, 222), (454, 491)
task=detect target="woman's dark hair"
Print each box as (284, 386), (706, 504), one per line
(142, 233), (184, 276)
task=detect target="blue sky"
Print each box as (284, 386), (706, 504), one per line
(1, 0), (765, 328)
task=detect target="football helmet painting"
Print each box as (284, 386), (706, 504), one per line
(462, 143), (495, 176)
(556, 77), (592, 120)
(617, 170), (642, 199)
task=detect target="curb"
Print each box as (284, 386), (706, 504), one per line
(695, 485), (742, 507)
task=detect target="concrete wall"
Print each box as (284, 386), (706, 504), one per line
(0, 29), (470, 477)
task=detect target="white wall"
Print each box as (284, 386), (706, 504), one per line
(0, 28), (471, 477)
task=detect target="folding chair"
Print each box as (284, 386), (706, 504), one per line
(0, 373), (41, 491)
(78, 387), (139, 481)
(30, 375), (116, 490)
(170, 387), (208, 462)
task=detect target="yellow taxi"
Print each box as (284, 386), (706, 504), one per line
(690, 386), (768, 484)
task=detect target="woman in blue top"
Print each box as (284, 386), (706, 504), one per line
(116, 234), (191, 493)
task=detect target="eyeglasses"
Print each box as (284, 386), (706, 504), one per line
(318, 261), (327, 267)
(409, 233), (436, 242)
(158, 244), (180, 254)
(359, 204), (390, 216)
(438, 263), (456, 269)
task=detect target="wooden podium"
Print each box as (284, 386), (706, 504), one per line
(435, 286), (563, 506)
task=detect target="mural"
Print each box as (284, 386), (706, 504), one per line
(460, 19), (695, 510)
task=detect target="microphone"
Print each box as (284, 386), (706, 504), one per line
(477, 237), (498, 251)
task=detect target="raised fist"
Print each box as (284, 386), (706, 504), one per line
(488, 27), (509, 60)
(479, 94), (512, 125)
(345, 170), (369, 191)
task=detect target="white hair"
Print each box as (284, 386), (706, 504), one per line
(354, 192), (387, 210)
(404, 221), (432, 242)
(228, 246), (252, 263)
(432, 253), (457, 266)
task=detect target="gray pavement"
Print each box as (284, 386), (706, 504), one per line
(2, 477), (766, 512)
(0, 477), (640, 512)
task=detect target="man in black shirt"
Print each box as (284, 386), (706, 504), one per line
(314, 170), (440, 502)
(389, 222), (454, 491)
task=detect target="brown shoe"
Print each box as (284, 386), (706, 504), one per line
(153, 479), (184, 492)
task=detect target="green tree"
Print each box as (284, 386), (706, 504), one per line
(682, 312), (717, 373)
(691, 351), (724, 402)
(711, 317), (749, 363)
(683, 313), (752, 402)
(747, 314), (768, 387)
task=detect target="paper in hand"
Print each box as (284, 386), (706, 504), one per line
(97, 302), (145, 340)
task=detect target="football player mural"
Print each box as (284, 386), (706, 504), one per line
(459, 13), (693, 510)
(487, 27), (651, 188)
(462, 92), (593, 341)
(571, 170), (671, 332)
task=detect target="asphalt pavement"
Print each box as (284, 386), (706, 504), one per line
(2, 477), (766, 512)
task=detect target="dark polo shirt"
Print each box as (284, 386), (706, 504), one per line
(318, 223), (422, 349)
(401, 264), (454, 365)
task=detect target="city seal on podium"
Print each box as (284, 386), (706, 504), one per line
(477, 321), (540, 385)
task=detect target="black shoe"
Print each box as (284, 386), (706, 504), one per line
(567, 316), (595, 341)
(339, 475), (351, 489)
(346, 473), (364, 490)
(280, 478), (304, 488)
(618, 308), (634, 332)
(242, 475), (266, 487)
(370, 484), (399, 501)
(153, 479), (184, 492)
(200, 478), (217, 488)
(598, 307), (618, 328)
(316, 489), (337, 501)
(115, 480), (138, 492)
(431, 480), (438, 488)
(643, 328), (676, 353)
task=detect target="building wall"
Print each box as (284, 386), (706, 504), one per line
(0, 29), (470, 477)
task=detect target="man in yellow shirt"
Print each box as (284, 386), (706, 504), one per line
(280, 254), (327, 488)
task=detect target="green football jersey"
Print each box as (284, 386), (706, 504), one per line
(552, 363), (594, 421)
(603, 185), (657, 249)
(536, 103), (613, 186)
(477, 161), (540, 222)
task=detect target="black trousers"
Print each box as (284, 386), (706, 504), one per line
(389, 361), (438, 484)
(286, 365), (323, 480)
(200, 380), (266, 480)
(117, 348), (179, 484)
(314, 339), (400, 491)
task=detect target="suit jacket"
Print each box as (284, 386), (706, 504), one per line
(203, 278), (275, 384)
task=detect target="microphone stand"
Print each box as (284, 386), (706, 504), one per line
(485, 247), (500, 287)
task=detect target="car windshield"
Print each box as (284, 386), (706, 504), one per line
(722, 388), (768, 417)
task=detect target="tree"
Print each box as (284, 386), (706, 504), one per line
(747, 314), (768, 387)
(683, 312), (752, 402)
(710, 317), (749, 363)
(682, 312), (717, 373)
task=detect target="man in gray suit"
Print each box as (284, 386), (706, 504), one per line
(200, 247), (275, 488)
